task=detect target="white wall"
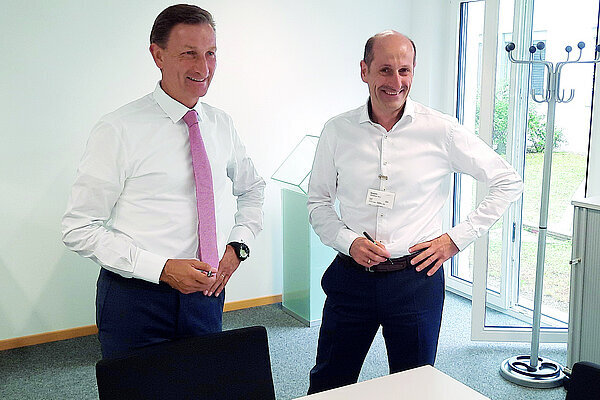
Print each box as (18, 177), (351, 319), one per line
(5, 0), (597, 343)
(409, 0), (455, 114)
(0, 0), (424, 340)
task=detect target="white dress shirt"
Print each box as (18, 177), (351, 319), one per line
(62, 83), (265, 283)
(307, 98), (523, 257)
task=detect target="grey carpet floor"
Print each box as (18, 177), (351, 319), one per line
(0, 292), (567, 399)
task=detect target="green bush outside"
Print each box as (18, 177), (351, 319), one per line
(475, 83), (566, 154)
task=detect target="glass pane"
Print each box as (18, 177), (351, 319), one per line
(454, 175), (477, 282)
(271, 135), (319, 194)
(455, 0), (596, 333)
(452, 0), (509, 296)
(482, 0), (517, 328)
(484, 0), (519, 299)
(484, 0), (597, 330)
(452, 0), (485, 283)
(515, 0), (598, 325)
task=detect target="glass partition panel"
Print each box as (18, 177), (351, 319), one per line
(271, 135), (320, 194)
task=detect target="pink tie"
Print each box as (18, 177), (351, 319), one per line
(183, 110), (219, 270)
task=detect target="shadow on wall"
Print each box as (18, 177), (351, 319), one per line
(29, 249), (98, 329)
(0, 248), (98, 341)
(1, 161), (100, 341)
(0, 255), (30, 340)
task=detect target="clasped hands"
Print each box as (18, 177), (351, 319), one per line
(160, 245), (240, 296)
(349, 233), (459, 276)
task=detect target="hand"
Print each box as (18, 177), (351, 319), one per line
(349, 237), (391, 268)
(409, 233), (459, 276)
(207, 245), (241, 297)
(160, 259), (217, 294)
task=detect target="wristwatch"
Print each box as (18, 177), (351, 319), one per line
(228, 241), (250, 261)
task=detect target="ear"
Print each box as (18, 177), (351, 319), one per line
(360, 60), (368, 83)
(149, 43), (164, 69)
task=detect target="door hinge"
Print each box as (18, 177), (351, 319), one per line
(512, 222), (516, 242)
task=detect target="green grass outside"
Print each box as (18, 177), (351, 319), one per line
(486, 152), (587, 316)
(522, 152), (587, 227)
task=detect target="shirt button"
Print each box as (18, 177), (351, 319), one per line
(380, 213), (384, 217)
(383, 161), (388, 165)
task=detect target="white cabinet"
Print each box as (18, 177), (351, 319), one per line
(567, 195), (600, 371)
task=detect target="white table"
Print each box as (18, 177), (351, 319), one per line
(295, 365), (489, 399)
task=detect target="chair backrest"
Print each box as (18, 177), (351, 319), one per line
(565, 361), (600, 400)
(95, 326), (275, 400)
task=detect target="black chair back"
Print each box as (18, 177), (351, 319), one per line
(565, 361), (600, 400)
(96, 326), (275, 400)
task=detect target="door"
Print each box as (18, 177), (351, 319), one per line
(447, 0), (599, 342)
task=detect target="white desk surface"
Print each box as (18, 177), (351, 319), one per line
(295, 365), (489, 399)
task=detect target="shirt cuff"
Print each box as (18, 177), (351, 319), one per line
(447, 223), (477, 252)
(227, 226), (255, 248)
(132, 249), (169, 284)
(335, 228), (361, 256)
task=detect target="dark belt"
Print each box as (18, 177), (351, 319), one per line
(338, 250), (424, 273)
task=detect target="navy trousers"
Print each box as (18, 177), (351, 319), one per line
(308, 254), (445, 394)
(96, 268), (225, 359)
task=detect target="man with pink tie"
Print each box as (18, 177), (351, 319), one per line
(62, 4), (265, 358)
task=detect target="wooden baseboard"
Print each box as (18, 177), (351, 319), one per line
(0, 325), (99, 351)
(223, 294), (282, 312)
(0, 294), (282, 351)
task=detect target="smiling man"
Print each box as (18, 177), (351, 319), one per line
(62, 4), (265, 358)
(306, 30), (523, 393)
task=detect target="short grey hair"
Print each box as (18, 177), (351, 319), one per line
(363, 32), (416, 68)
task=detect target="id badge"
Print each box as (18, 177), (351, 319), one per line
(366, 189), (395, 209)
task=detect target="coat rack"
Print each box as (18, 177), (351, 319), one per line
(499, 41), (600, 388)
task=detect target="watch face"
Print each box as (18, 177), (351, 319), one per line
(239, 243), (249, 259)
(231, 242), (249, 260)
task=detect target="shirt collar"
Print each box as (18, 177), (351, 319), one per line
(359, 96), (416, 127)
(359, 100), (371, 124)
(153, 82), (208, 123)
(402, 97), (415, 122)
